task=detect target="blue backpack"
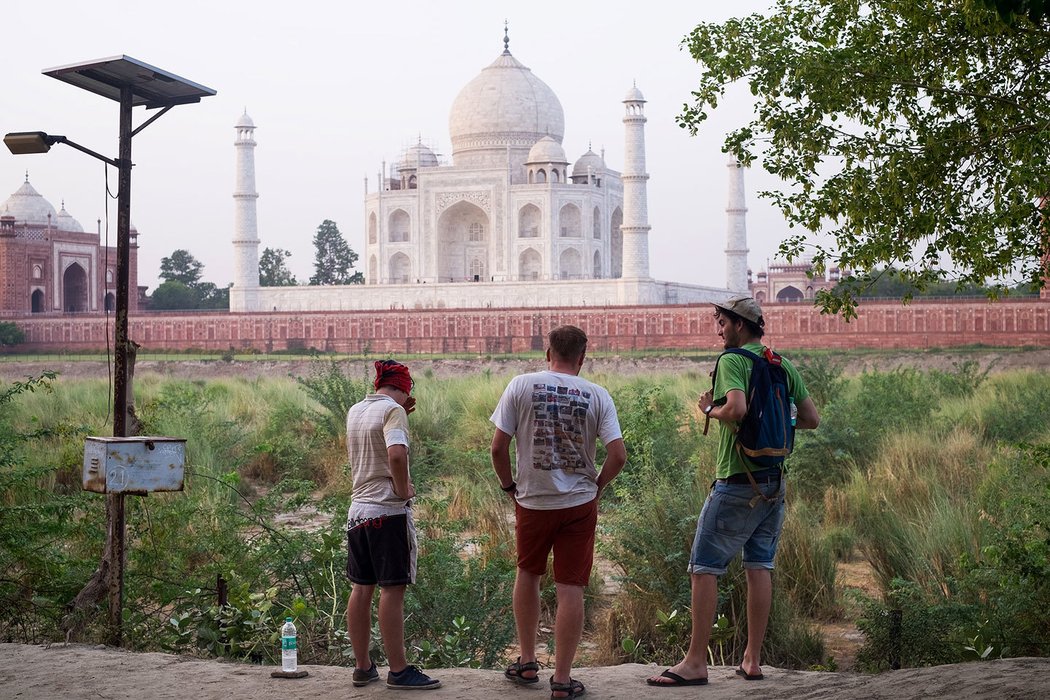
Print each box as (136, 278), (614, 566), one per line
(712, 347), (795, 469)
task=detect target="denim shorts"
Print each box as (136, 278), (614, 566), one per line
(688, 479), (786, 576)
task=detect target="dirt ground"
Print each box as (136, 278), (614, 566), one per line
(2, 347), (1049, 383)
(2, 643), (1047, 699)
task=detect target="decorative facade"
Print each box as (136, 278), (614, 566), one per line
(229, 29), (738, 312)
(0, 176), (140, 315)
(748, 259), (843, 304)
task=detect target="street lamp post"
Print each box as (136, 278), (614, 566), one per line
(4, 56), (215, 646)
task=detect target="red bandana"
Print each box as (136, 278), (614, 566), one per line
(374, 360), (412, 395)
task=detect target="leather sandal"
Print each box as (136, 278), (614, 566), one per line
(549, 676), (585, 698)
(504, 656), (540, 685)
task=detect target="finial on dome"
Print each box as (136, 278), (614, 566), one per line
(25, 170), (29, 182)
(503, 20), (510, 55)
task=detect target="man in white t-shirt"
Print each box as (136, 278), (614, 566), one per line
(344, 360), (440, 691)
(491, 325), (627, 699)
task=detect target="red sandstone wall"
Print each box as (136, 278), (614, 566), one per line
(4, 299), (1049, 354)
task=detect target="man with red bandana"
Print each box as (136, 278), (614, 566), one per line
(344, 360), (440, 690)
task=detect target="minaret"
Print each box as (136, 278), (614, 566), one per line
(621, 83), (651, 279)
(231, 110), (260, 312)
(725, 157), (750, 292)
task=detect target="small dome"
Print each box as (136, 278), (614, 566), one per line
(526, 136), (567, 165)
(55, 203), (84, 233)
(398, 142), (439, 171)
(2, 178), (58, 225)
(572, 149), (605, 177)
(624, 84), (645, 102)
(236, 111), (255, 128)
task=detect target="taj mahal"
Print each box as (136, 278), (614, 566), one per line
(229, 30), (748, 313)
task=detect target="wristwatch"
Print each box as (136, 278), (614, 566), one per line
(501, 481), (517, 492)
(703, 404), (714, 415)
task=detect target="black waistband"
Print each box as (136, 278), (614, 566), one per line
(721, 469), (782, 485)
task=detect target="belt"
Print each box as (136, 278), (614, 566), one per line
(720, 470), (781, 485)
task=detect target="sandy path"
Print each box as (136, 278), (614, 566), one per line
(2, 643), (1047, 699)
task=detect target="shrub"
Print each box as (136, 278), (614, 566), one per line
(978, 373), (1050, 444)
(293, 356), (371, 436)
(0, 321), (25, 347)
(958, 443), (1050, 657)
(855, 579), (975, 671)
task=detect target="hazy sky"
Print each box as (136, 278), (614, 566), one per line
(1, 0), (791, 292)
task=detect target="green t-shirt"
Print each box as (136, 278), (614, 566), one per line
(712, 342), (810, 479)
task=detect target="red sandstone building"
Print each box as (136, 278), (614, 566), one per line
(749, 259), (846, 304)
(0, 177), (140, 315)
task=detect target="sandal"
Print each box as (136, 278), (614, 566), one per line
(504, 656), (540, 685)
(549, 676), (585, 699)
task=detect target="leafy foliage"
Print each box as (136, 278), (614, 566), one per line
(309, 220), (364, 285)
(259, 248), (298, 287)
(151, 250), (230, 310)
(159, 249), (204, 287)
(149, 280), (201, 310)
(0, 321), (25, 347)
(855, 579), (975, 671)
(680, 1), (1050, 318)
(292, 356), (371, 436)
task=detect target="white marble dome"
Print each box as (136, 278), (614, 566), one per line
(398, 142), (439, 170)
(3, 179), (59, 225)
(572, 149), (606, 177)
(449, 50), (565, 160)
(236, 111), (255, 128)
(624, 84), (645, 102)
(55, 203), (84, 233)
(526, 136), (567, 165)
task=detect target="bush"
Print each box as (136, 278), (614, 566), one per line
(788, 368), (940, 498)
(978, 373), (1050, 444)
(406, 529), (517, 668)
(293, 356), (371, 437)
(0, 321), (25, 347)
(957, 443), (1050, 657)
(855, 579), (975, 671)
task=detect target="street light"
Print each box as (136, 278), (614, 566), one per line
(4, 131), (119, 165)
(4, 55), (215, 646)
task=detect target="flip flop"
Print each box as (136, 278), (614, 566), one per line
(736, 665), (764, 680)
(646, 669), (709, 687)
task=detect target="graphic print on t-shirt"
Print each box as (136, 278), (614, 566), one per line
(530, 382), (590, 471)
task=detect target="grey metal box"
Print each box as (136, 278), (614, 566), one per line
(82, 437), (186, 494)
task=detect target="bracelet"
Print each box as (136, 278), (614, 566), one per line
(501, 481), (517, 493)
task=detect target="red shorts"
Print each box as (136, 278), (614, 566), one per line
(515, 498), (598, 587)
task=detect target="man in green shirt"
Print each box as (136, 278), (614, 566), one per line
(648, 295), (819, 688)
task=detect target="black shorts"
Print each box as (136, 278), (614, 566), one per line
(346, 512), (416, 586)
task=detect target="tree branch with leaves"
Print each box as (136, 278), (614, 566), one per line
(680, 0), (1050, 318)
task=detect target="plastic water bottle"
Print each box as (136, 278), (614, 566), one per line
(789, 397), (797, 427)
(281, 617), (297, 672)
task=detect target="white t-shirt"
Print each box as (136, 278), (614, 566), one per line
(346, 394), (411, 524)
(490, 370), (622, 510)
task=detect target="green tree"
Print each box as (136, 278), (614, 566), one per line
(0, 322), (25, 347)
(259, 247), (298, 286)
(196, 282), (231, 310)
(680, 0), (1050, 318)
(159, 249), (204, 287)
(149, 281), (200, 310)
(309, 220), (363, 285)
